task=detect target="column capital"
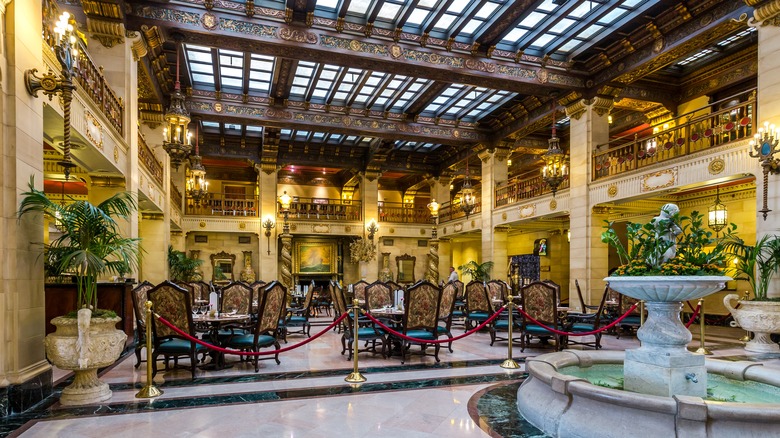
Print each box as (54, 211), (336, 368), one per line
(591, 95), (615, 117)
(750, 0), (780, 26)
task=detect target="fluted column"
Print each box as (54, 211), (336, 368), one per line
(480, 149), (509, 280)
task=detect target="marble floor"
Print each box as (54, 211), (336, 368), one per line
(3, 317), (776, 438)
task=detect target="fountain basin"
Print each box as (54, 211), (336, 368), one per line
(518, 350), (780, 438)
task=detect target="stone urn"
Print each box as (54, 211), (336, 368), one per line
(44, 310), (127, 405)
(724, 294), (780, 353)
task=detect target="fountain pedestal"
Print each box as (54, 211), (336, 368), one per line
(624, 301), (705, 397)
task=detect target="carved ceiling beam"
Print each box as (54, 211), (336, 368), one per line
(593, 2), (750, 88)
(126, 3), (585, 96)
(81, 0), (126, 48)
(186, 96), (486, 145)
(261, 128), (280, 174)
(364, 139), (395, 182)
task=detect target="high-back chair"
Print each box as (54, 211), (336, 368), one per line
(219, 281), (253, 315)
(365, 281), (393, 310)
(616, 293), (642, 338)
(451, 280), (466, 326)
(386, 281), (402, 293)
(175, 282), (197, 305)
(286, 284), (314, 337)
(148, 281), (206, 379)
(222, 281), (286, 372)
(351, 280), (370, 304)
(189, 281), (211, 303)
(487, 280), (509, 309)
(464, 281), (494, 336)
(574, 279), (601, 314)
(567, 283), (610, 349)
(519, 281), (565, 352)
(248, 280), (267, 313)
(130, 281), (154, 368)
(395, 281), (442, 364)
(338, 283), (387, 360)
(437, 282), (458, 353)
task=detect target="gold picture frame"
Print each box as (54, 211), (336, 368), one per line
(294, 241), (336, 274)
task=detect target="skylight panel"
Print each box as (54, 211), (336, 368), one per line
(550, 18), (575, 34)
(433, 14), (457, 30)
(519, 11), (545, 28)
(578, 24), (604, 39)
(377, 3), (401, 20)
(569, 2), (592, 18)
(558, 39), (582, 53)
(460, 19), (481, 36)
(219, 55), (242, 68)
(312, 89), (328, 98)
(347, 0), (370, 15)
(290, 86), (306, 95)
(186, 49), (212, 63)
(333, 91), (348, 100)
(502, 28), (528, 43)
(447, 0), (470, 14)
(245, 125), (263, 132)
(621, 0), (644, 7)
(320, 69), (337, 80)
(598, 8), (628, 25)
(316, 0), (338, 10)
(190, 63), (212, 73)
(529, 33), (555, 48)
(338, 83), (352, 92)
(250, 71), (271, 82)
(374, 97), (388, 106)
(365, 76), (381, 86)
(297, 66), (314, 76)
(202, 121), (219, 128)
(221, 67), (242, 77)
(475, 2), (499, 19)
(222, 77), (242, 88)
(387, 79), (404, 88)
(192, 73), (213, 83)
(418, 0), (436, 7)
(281, 128), (292, 136)
(537, 0), (556, 12)
(313, 132), (325, 139)
(354, 94), (369, 103)
(406, 8), (430, 26)
(225, 123), (241, 131)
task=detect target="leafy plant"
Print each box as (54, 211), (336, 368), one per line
(167, 246), (204, 282)
(18, 176), (141, 312)
(458, 260), (494, 282)
(602, 205), (734, 276)
(721, 234), (780, 301)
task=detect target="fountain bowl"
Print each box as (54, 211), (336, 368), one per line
(518, 350), (780, 438)
(606, 275), (731, 302)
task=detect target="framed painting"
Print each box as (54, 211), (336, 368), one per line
(295, 241), (336, 274)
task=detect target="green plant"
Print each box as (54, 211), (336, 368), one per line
(18, 177), (141, 313)
(458, 260), (494, 282)
(602, 204), (734, 276)
(721, 234), (780, 301)
(167, 246), (203, 282)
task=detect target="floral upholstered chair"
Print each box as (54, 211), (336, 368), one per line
(223, 281), (286, 372)
(437, 282), (458, 353)
(219, 281), (253, 315)
(464, 281), (495, 338)
(248, 281), (267, 313)
(395, 281), (442, 364)
(365, 281), (393, 310)
(519, 281), (565, 352)
(148, 281), (206, 379)
(286, 284), (314, 337)
(131, 281), (154, 368)
(487, 280), (509, 309)
(351, 280), (370, 305)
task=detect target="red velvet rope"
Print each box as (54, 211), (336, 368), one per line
(684, 303), (701, 329)
(154, 312), (348, 356)
(363, 306), (507, 344)
(514, 303), (640, 336)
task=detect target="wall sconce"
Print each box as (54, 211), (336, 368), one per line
(25, 11), (79, 179)
(366, 219), (379, 241)
(278, 191), (292, 233)
(749, 121), (780, 220)
(262, 215), (275, 255)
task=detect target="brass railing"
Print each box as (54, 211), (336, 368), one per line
(170, 182), (183, 212)
(138, 134), (163, 186)
(43, 14), (125, 135)
(438, 199), (482, 222)
(592, 89), (755, 181)
(378, 202), (432, 224)
(495, 173), (569, 208)
(186, 193), (260, 216)
(282, 197), (362, 221)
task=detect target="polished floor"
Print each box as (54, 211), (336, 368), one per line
(3, 315), (776, 438)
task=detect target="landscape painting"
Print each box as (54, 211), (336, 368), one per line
(296, 242), (335, 274)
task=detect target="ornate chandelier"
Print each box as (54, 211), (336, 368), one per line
(186, 123), (209, 205)
(541, 103), (568, 196)
(707, 185), (727, 235)
(460, 153), (476, 218)
(162, 39), (192, 170)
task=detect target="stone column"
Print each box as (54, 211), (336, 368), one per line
(139, 213), (167, 283)
(566, 97), (612, 307)
(0, 0), (52, 415)
(257, 163), (279, 282)
(361, 175), (379, 280)
(752, 8), (780, 296)
(480, 149), (509, 280)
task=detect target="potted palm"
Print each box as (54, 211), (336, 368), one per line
(458, 260), (494, 282)
(168, 245), (203, 282)
(722, 233), (780, 352)
(18, 177), (141, 405)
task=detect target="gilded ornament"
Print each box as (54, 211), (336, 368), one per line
(502, 212), (507, 220)
(213, 102), (223, 112)
(349, 40), (361, 51)
(239, 222), (246, 230)
(390, 44), (402, 59)
(113, 146), (119, 163)
(201, 12), (218, 30)
(199, 221), (206, 228)
(653, 38), (664, 53)
(549, 199), (557, 210)
(708, 158), (725, 175)
(608, 185), (618, 198)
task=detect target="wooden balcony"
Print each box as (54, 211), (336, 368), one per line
(138, 134), (163, 186)
(378, 202), (432, 224)
(593, 89), (755, 181)
(495, 173), (569, 208)
(283, 197), (362, 222)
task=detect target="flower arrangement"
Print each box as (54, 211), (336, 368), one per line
(602, 203), (735, 277)
(349, 238), (377, 263)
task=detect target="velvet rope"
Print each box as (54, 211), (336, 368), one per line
(363, 306), (507, 344)
(514, 303), (640, 336)
(154, 312), (349, 356)
(684, 303), (701, 329)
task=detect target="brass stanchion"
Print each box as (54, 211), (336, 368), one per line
(345, 299), (366, 383)
(501, 295), (520, 369)
(739, 291), (751, 342)
(136, 301), (163, 398)
(639, 301), (645, 326)
(695, 298), (712, 355)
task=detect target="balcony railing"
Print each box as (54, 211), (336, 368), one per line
(139, 134), (163, 186)
(282, 197), (362, 221)
(438, 199), (482, 223)
(43, 17), (125, 135)
(186, 194), (259, 216)
(495, 173), (569, 208)
(379, 202), (433, 224)
(170, 182), (183, 212)
(593, 89), (755, 181)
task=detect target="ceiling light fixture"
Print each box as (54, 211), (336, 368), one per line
(162, 37), (192, 170)
(186, 122), (209, 206)
(460, 152), (476, 218)
(540, 100), (569, 196)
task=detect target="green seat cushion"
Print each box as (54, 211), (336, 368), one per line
(524, 324), (555, 335)
(435, 326), (451, 336)
(570, 323), (597, 332)
(287, 316), (309, 325)
(404, 329), (436, 341)
(620, 316), (641, 325)
(466, 312), (490, 321)
(157, 338), (206, 354)
(494, 320), (521, 330)
(224, 334), (277, 349)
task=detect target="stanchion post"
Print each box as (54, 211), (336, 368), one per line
(345, 299), (367, 383)
(136, 301), (163, 398)
(501, 295), (520, 369)
(639, 301), (645, 326)
(695, 298), (712, 355)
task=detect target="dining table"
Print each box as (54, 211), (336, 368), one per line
(194, 312), (251, 370)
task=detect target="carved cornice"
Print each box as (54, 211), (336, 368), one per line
(565, 99), (589, 121)
(751, 0), (780, 26)
(591, 96), (615, 117)
(90, 175), (126, 188)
